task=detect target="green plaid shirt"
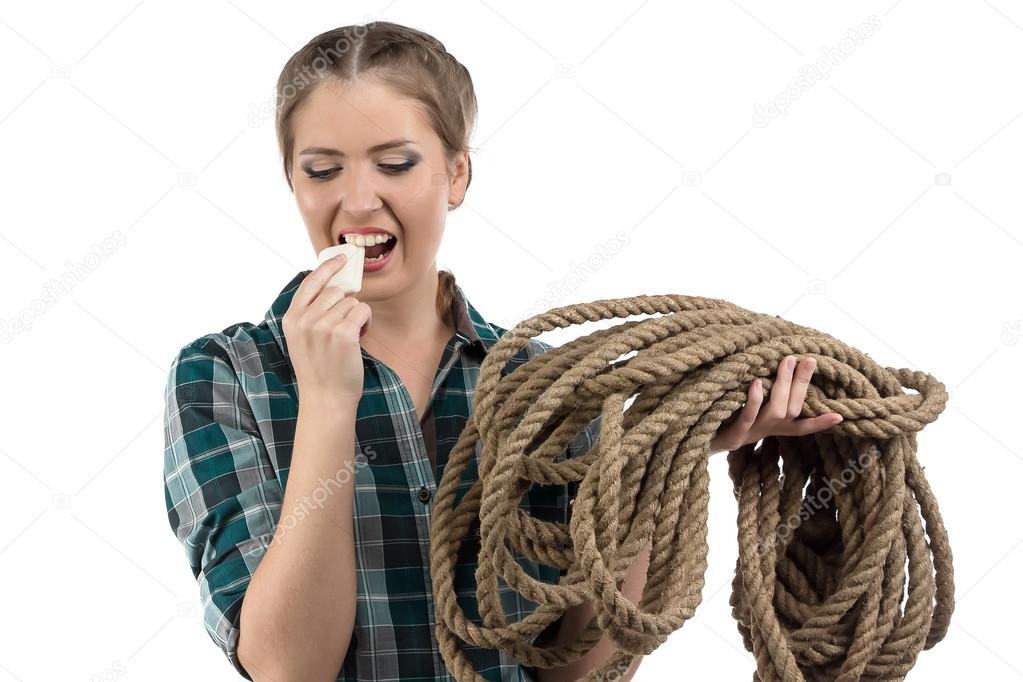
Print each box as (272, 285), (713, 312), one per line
(163, 271), (600, 681)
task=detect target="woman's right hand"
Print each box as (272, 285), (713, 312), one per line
(282, 253), (372, 408)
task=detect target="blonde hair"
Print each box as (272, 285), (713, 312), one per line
(274, 21), (477, 328)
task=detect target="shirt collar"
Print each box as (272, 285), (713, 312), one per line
(265, 270), (503, 364)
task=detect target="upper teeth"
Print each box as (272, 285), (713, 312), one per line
(342, 233), (393, 247)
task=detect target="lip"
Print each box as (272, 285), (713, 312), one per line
(362, 239), (396, 272)
(335, 225), (395, 244)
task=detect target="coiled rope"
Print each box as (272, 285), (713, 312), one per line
(428, 294), (954, 681)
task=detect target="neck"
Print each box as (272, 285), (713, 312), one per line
(360, 266), (454, 353)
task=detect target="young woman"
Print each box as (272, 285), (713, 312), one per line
(163, 21), (841, 682)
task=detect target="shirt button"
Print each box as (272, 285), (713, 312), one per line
(417, 486), (432, 503)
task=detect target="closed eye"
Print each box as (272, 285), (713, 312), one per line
(302, 161), (417, 181)
(381, 161), (416, 174)
(305, 167), (339, 180)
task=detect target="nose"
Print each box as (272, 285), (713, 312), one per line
(339, 162), (383, 214)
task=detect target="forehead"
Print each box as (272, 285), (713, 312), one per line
(291, 77), (435, 153)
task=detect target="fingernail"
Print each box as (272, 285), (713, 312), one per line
(832, 414), (843, 423)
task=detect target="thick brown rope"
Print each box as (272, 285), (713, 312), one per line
(428, 294), (954, 681)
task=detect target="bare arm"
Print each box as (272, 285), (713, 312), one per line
(236, 398), (359, 682)
(537, 540), (652, 682)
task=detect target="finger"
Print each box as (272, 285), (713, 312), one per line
(767, 355), (797, 421)
(306, 284), (352, 318)
(323, 298), (372, 337)
(292, 253), (348, 310)
(717, 379), (764, 450)
(355, 302), (372, 336)
(786, 357), (816, 420)
(313, 295), (361, 328)
(738, 379), (765, 431)
(787, 412), (843, 437)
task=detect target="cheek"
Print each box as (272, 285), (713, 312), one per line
(396, 188), (446, 229)
(296, 186), (334, 220)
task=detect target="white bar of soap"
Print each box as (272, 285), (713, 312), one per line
(316, 243), (365, 294)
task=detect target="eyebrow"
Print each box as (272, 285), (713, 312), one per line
(298, 138), (416, 157)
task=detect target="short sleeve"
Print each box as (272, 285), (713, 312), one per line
(163, 342), (283, 679)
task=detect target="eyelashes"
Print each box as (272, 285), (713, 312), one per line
(302, 160), (418, 181)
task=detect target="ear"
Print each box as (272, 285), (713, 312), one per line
(447, 150), (470, 209)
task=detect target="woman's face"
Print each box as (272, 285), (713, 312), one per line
(289, 76), (468, 300)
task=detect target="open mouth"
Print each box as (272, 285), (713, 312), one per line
(341, 234), (398, 261)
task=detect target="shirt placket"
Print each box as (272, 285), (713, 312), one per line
(366, 334), (470, 680)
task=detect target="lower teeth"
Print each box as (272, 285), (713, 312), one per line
(363, 239), (396, 264)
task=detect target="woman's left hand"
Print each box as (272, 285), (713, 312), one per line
(709, 355), (844, 455)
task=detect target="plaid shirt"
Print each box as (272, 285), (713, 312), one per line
(163, 270), (600, 681)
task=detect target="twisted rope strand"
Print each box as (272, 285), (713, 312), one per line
(428, 294), (954, 681)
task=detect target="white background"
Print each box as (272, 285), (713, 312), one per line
(1, 1), (1020, 680)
